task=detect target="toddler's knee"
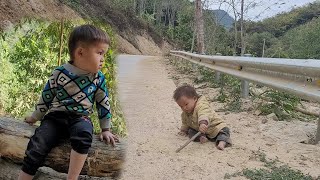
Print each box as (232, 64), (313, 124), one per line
(22, 149), (46, 175)
(70, 130), (93, 154)
(22, 133), (54, 175)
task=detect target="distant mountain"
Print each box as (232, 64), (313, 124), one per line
(209, 9), (234, 30)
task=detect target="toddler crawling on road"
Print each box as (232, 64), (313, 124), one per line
(173, 84), (231, 150)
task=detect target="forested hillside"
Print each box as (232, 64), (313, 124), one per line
(3, 0), (317, 59)
(246, 1), (320, 58)
(122, 0), (320, 59)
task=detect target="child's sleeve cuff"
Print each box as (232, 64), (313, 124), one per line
(99, 118), (111, 129)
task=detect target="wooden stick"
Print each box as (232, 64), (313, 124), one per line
(176, 131), (201, 153)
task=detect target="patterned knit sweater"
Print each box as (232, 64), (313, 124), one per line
(31, 63), (111, 129)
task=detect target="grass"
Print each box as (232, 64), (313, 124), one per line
(224, 150), (319, 180)
(242, 165), (316, 180)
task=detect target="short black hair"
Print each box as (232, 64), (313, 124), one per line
(173, 84), (198, 101)
(68, 24), (110, 60)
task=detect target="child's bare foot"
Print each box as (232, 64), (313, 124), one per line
(178, 131), (187, 136)
(199, 135), (208, 144)
(217, 141), (227, 150)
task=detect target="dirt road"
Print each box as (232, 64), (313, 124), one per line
(117, 55), (320, 180)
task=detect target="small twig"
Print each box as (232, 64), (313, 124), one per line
(227, 162), (235, 167)
(176, 131), (201, 153)
(58, 18), (64, 66)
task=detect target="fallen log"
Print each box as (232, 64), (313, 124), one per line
(295, 107), (319, 116)
(0, 158), (114, 180)
(0, 117), (126, 178)
(0, 159), (65, 180)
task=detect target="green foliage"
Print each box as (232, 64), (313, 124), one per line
(173, 59), (194, 75)
(204, 11), (233, 56)
(0, 19), (126, 136)
(194, 66), (216, 86)
(264, 40), (290, 58)
(100, 39), (127, 135)
(0, 35), (12, 111)
(224, 171), (242, 179)
(225, 150), (318, 180)
(247, 2), (320, 37)
(246, 2), (320, 59)
(257, 90), (300, 121)
(6, 20), (75, 116)
(108, 0), (135, 11)
(168, 6), (194, 51)
(246, 32), (277, 57)
(218, 74), (242, 112)
(242, 166), (315, 180)
(216, 88), (227, 103)
(280, 17), (320, 59)
(211, 26), (234, 56)
(249, 150), (278, 168)
(141, 13), (156, 24)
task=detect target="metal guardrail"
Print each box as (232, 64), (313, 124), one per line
(170, 50), (320, 143)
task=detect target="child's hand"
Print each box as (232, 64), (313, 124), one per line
(199, 124), (208, 133)
(178, 130), (187, 136)
(100, 131), (119, 147)
(24, 116), (37, 125)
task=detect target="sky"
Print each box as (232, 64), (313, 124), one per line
(206, 0), (319, 21)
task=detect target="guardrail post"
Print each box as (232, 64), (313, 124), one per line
(316, 114), (320, 144)
(241, 80), (249, 98)
(192, 63), (197, 71)
(215, 71), (221, 83)
(241, 54), (252, 98)
(214, 54), (222, 83)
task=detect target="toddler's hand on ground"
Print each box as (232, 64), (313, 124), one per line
(178, 130), (187, 136)
(100, 131), (119, 147)
(24, 116), (37, 125)
(199, 124), (208, 133)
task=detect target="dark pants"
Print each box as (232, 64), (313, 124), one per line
(188, 127), (231, 145)
(22, 111), (93, 175)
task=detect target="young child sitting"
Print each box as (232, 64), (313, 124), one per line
(18, 24), (118, 180)
(173, 84), (231, 150)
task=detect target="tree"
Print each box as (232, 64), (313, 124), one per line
(195, 0), (205, 53)
(230, 0), (239, 55)
(219, 0), (286, 55)
(220, 0), (241, 55)
(202, 0), (235, 55)
(246, 32), (276, 57)
(240, 0), (245, 55)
